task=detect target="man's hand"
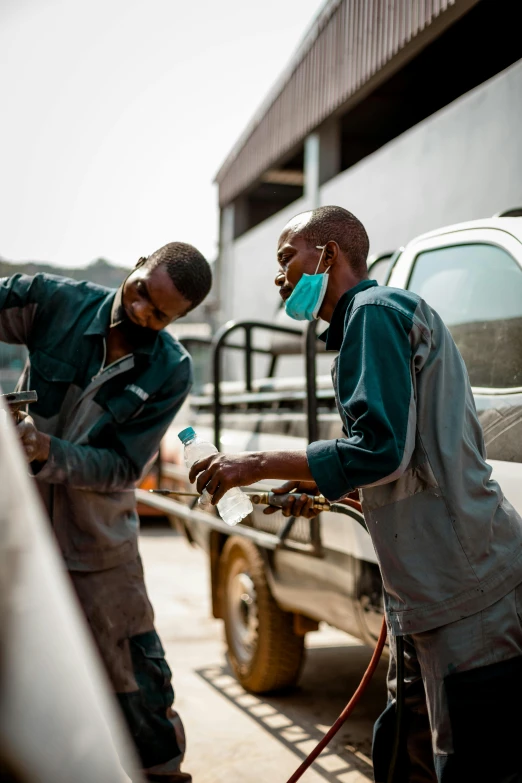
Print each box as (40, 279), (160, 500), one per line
(263, 480), (321, 518)
(189, 449), (314, 505)
(15, 412), (51, 463)
(189, 452), (263, 505)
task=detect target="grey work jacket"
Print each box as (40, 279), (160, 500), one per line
(307, 280), (522, 635)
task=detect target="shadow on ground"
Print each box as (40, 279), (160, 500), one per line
(197, 639), (388, 782)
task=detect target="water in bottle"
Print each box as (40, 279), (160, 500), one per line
(178, 427), (253, 526)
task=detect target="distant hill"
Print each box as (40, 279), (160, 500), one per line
(0, 256), (215, 325)
(0, 257), (127, 290)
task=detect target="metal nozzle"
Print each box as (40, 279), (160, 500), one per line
(250, 491), (330, 511)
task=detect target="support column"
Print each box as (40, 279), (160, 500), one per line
(304, 133), (320, 209)
(304, 119), (341, 209)
(318, 118), (341, 186)
(216, 204), (235, 324)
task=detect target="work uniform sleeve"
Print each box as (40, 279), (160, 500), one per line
(306, 303), (416, 501)
(34, 354), (193, 492)
(0, 274), (52, 347)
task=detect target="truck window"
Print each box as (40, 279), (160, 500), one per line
(368, 257), (391, 284)
(407, 243), (522, 389)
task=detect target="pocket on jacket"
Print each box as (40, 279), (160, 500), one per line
(366, 490), (479, 612)
(105, 391), (145, 424)
(361, 457), (439, 512)
(30, 349), (76, 418)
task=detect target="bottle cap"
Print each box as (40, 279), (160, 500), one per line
(178, 426), (196, 444)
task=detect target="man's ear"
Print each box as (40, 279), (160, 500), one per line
(324, 240), (339, 269)
(135, 256), (148, 268)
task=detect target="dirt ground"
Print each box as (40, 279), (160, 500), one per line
(139, 524), (389, 783)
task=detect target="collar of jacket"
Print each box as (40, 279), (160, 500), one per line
(84, 287), (158, 356)
(319, 279), (378, 350)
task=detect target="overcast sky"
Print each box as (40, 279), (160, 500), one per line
(1, 0), (323, 268)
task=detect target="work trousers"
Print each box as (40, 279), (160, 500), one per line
(70, 558), (190, 782)
(373, 584), (522, 783)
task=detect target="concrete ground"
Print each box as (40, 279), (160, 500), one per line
(139, 525), (389, 783)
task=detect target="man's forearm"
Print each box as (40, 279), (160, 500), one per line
(189, 448), (315, 505)
(34, 436), (140, 491)
(253, 450), (314, 483)
(33, 432), (50, 462)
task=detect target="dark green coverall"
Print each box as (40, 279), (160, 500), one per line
(0, 273), (192, 781)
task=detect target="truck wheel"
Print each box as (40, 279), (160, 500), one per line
(220, 536), (305, 693)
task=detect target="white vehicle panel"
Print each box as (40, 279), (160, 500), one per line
(489, 460), (522, 510)
(321, 511), (378, 562)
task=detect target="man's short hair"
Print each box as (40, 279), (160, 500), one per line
(296, 206), (370, 274)
(146, 242), (212, 311)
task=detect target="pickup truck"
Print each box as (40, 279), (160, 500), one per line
(139, 212), (522, 693)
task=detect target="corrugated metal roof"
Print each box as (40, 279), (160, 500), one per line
(216, 0), (478, 207)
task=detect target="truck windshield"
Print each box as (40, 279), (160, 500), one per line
(408, 242), (522, 389)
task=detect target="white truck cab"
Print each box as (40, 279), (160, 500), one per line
(387, 215), (522, 511)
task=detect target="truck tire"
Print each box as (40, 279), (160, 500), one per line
(220, 536), (305, 693)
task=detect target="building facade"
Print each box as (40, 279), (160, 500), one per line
(215, 0), (522, 326)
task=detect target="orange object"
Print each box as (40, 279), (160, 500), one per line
(137, 471), (162, 517)
(140, 473), (158, 491)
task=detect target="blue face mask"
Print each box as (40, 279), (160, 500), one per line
(284, 245), (330, 321)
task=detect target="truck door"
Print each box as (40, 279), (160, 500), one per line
(389, 227), (522, 510)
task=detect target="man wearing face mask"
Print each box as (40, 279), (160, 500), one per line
(0, 242), (212, 782)
(190, 206), (522, 782)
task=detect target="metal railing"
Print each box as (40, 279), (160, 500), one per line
(211, 319), (320, 449)
(170, 318), (326, 556)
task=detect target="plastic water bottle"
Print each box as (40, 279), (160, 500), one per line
(178, 427), (253, 526)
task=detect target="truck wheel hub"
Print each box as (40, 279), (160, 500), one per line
(228, 569), (258, 665)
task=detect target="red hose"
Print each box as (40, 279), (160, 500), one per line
(285, 608), (387, 782)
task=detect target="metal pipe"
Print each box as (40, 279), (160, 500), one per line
(211, 320), (302, 449)
(268, 354), (278, 378)
(180, 336), (275, 357)
(136, 489), (281, 550)
(245, 326), (253, 391)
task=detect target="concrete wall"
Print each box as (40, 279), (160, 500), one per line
(226, 195), (311, 324)
(222, 57), (522, 328)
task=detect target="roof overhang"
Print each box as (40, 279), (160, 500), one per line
(215, 0), (479, 208)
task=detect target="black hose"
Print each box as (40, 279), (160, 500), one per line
(387, 633), (405, 783)
(330, 501), (368, 531)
